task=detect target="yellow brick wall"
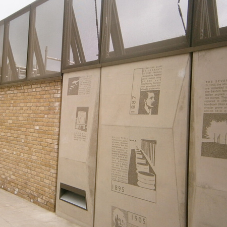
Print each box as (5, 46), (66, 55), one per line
(0, 78), (62, 211)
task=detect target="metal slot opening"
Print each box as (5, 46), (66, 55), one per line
(59, 183), (87, 210)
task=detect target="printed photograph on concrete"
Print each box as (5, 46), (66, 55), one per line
(128, 139), (156, 190)
(111, 136), (156, 202)
(75, 107), (89, 132)
(201, 113), (227, 159)
(67, 75), (91, 96)
(130, 67), (162, 115)
(67, 77), (80, 95)
(112, 206), (147, 227)
(138, 90), (160, 115)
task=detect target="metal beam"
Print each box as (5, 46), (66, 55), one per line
(1, 22), (10, 81)
(198, 0), (220, 39)
(2, 22), (17, 82)
(8, 42), (18, 80)
(71, 7), (86, 63)
(62, 0), (73, 67)
(34, 29), (45, 76)
(110, 0), (125, 56)
(27, 6), (45, 77)
(27, 7), (36, 77)
(100, 0), (125, 59)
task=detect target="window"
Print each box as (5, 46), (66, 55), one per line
(217, 0), (227, 28)
(27, 0), (64, 78)
(1, 0), (227, 84)
(100, 0), (190, 62)
(62, 0), (100, 69)
(2, 9), (30, 83)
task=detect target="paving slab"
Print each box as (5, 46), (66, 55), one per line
(0, 189), (81, 227)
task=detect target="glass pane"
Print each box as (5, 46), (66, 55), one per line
(0, 24), (4, 80)
(217, 0), (227, 28)
(6, 12), (29, 81)
(180, 0), (189, 28)
(0, 0), (36, 21)
(115, 0), (188, 48)
(34, 0), (64, 76)
(71, 0), (99, 63)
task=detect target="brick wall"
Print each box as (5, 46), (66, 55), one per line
(0, 78), (62, 211)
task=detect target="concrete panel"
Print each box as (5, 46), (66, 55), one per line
(99, 55), (190, 129)
(95, 55), (190, 227)
(56, 69), (100, 227)
(189, 47), (227, 227)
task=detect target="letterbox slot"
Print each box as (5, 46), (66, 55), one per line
(59, 183), (87, 210)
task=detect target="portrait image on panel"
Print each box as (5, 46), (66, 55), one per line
(138, 90), (160, 115)
(201, 113), (227, 159)
(75, 107), (89, 132)
(130, 67), (162, 115)
(67, 77), (80, 95)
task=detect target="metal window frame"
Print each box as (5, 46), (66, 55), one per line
(1, 0), (227, 83)
(192, 0), (227, 46)
(0, 20), (5, 80)
(0, 0), (64, 85)
(27, 4), (45, 78)
(26, 0), (63, 79)
(99, 0), (194, 64)
(61, 0), (100, 72)
(1, 6), (30, 84)
(100, 0), (125, 59)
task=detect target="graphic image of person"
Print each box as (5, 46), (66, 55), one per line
(138, 90), (159, 115)
(113, 208), (127, 227)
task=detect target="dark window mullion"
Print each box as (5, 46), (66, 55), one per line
(27, 6), (36, 77)
(62, 0), (73, 68)
(2, 22), (17, 82)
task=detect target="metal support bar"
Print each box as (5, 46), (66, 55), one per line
(2, 22), (17, 81)
(27, 7), (45, 77)
(27, 7), (36, 77)
(45, 46), (48, 68)
(101, 0), (112, 58)
(207, 0), (220, 36)
(198, 0), (220, 39)
(62, 0), (86, 66)
(101, 0), (125, 59)
(71, 7), (86, 63)
(34, 29), (45, 76)
(71, 32), (81, 64)
(8, 43), (18, 80)
(1, 23), (10, 81)
(110, 0), (125, 56)
(62, 0), (73, 67)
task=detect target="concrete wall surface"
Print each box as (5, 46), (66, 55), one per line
(189, 46), (227, 227)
